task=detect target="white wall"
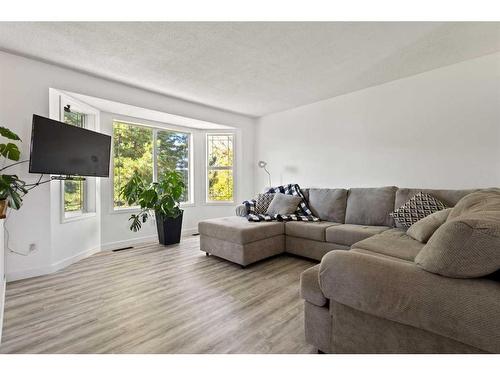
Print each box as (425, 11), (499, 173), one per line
(0, 51), (255, 280)
(255, 53), (500, 191)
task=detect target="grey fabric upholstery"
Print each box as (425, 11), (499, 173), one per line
(330, 301), (484, 354)
(304, 302), (331, 354)
(352, 228), (424, 261)
(200, 234), (285, 266)
(266, 193), (302, 215)
(198, 216), (284, 244)
(300, 265), (327, 307)
(285, 221), (340, 241)
(235, 204), (247, 217)
(325, 224), (390, 246)
(319, 250), (500, 353)
(345, 186), (397, 227)
(415, 189), (500, 278)
(394, 188), (476, 228)
(350, 248), (414, 263)
(407, 208), (451, 243)
(307, 188), (348, 223)
(286, 236), (349, 260)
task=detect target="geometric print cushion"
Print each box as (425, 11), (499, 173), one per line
(255, 193), (275, 214)
(390, 192), (447, 228)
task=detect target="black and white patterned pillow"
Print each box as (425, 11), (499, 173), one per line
(391, 192), (447, 228)
(255, 193), (275, 214)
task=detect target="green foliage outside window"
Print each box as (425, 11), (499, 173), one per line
(113, 122), (190, 208)
(207, 134), (234, 202)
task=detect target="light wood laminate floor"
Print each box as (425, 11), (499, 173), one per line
(0, 236), (317, 353)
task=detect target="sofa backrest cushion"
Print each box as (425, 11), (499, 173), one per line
(415, 189), (500, 278)
(306, 188), (348, 223)
(345, 186), (397, 227)
(395, 188), (476, 228)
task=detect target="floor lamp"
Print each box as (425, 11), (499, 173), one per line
(258, 161), (272, 188)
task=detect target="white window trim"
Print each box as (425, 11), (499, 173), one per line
(58, 95), (99, 224)
(111, 118), (195, 212)
(205, 132), (236, 205)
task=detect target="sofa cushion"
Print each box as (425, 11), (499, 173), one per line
(255, 193), (275, 214)
(325, 224), (390, 246)
(415, 189), (500, 278)
(352, 228), (424, 261)
(391, 192), (447, 229)
(407, 208), (451, 243)
(345, 186), (397, 227)
(266, 193), (302, 215)
(286, 221), (341, 242)
(307, 188), (348, 223)
(394, 188), (476, 228)
(300, 265), (327, 307)
(198, 216), (284, 245)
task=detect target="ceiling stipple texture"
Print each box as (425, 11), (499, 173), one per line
(0, 22), (499, 117)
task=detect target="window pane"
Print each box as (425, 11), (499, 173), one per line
(208, 170), (233, 201)
(156, 130), (189, 202)
(63, 109), (85, 127)
(207, 135), (233, 167)
(63, 108), (86, 213)
(113, 122), (153, 207)
(64, 180), (84, 212)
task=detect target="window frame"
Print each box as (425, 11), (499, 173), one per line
(205, 132), (236, 204)
(111, 119), (194, 212)
(58, 96), (99, 223)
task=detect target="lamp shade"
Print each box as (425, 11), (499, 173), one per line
(258, 161), (267, 168)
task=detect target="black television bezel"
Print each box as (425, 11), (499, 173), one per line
(29, 114), (112, 178)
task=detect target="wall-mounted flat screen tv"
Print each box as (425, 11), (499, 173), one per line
(29, 114), (111, 177)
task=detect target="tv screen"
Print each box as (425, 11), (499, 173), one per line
(29, 115), (111, 177)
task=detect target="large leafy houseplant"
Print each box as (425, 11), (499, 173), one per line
(0, 126), (27, 216)
(121, 169), (186, 245)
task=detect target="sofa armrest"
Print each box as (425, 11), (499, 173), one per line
(319, 250), (500, 353)
(235, 204), (248, 217)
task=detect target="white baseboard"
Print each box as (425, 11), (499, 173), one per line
(0, 275), (6, 344)
(6, 246), (101, 282)
(6, 227), (199, 282)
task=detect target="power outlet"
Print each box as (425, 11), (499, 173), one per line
(29, 243), (37, 253)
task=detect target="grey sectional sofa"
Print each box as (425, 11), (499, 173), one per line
(198, 186), (500, 353)
(198, 186), (473, 265)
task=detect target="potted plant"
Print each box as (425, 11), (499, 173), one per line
(0, 126), (27, 218)
(121, 169), (186, 245)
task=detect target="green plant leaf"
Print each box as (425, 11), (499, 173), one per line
(0, 174), (27, 210)
(0, 143), (21, 161)
(0, 126), (21, 141)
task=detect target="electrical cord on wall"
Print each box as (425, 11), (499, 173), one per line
(4, 211), (30, 256)
(4, 173), (52, 257)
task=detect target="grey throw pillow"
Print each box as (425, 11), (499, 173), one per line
(415, 189), (500, 278)
(407, 208), (451, 243)
(266, 193), (302, 215)
(255, 193), (275, 214)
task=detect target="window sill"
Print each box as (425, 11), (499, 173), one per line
(61, 211), (96, 224)
(204, 201), (236, 206)
(111, 203), (195, 214)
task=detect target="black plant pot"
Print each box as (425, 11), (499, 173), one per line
(155, 210), (183, 245)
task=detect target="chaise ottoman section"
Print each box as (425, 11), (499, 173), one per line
(198, 216), (285, 266)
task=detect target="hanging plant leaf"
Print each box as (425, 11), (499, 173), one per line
(0, 143), (21, 161)
(0, 126), (21, 141)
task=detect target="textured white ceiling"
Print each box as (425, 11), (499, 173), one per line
(0, 22), (499, 117)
